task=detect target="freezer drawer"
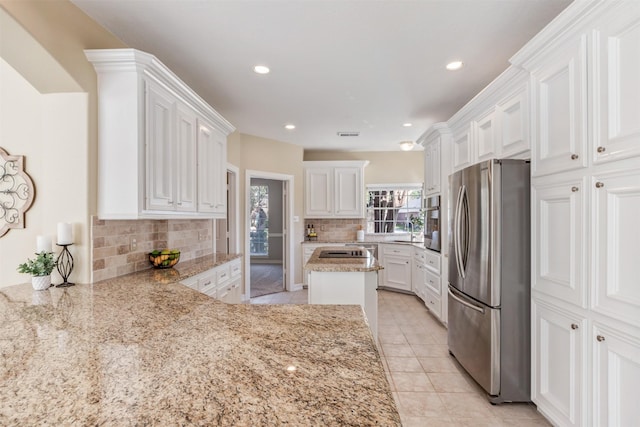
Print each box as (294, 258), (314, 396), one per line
(447, 285), (500, 396)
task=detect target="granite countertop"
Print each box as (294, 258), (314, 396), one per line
(304, 246), (383, 273)
(0, 261), (400, 425)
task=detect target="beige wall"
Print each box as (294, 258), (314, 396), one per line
(0, 2), (124, 287)
(304, 150), (424, 185)
(237, 134), (305, 284)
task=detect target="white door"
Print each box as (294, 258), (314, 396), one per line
(592, 6), (640, 165)
(592, 321), (640, 427)
(532, 299), (586, 427)
(591, 166), (640, 328)
(304, 167), (332, 217)
(532, 175), (588, 307)
(197, 120), (226, 216)
(175, 103), (197, 212)
(531, 34), (588, 177)
(145, 79), (175, 211)
(334, 166), (362, 217)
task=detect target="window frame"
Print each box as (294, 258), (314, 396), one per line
(365, 183), (423, 235)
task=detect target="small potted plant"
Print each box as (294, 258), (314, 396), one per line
(17, 252), (57, 291)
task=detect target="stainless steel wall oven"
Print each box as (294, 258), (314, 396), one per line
(423, 195), (440, 252)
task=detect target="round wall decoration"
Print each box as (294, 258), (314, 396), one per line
(0, 147), (35, 237)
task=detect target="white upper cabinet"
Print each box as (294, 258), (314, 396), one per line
(475, 108), (498, 162)
(451, 123), (475, 172)
(334, 166), (363, 217)
(146, 79), (176, 211)
(197, 119), (227, 215)
(497, 84), (530, 158)
(592, 6), (640, 164)
(304, 167), (333, 217)
(86, 48), (235, 219)
(303, 161), (368, 218)
(530, 34), (589, 177)
(418, 124), (448, 196)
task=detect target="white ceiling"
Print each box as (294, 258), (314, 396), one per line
(72, 0), (572, 152)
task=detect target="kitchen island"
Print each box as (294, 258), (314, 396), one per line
(0, 257), (400, 426)
(304, 246), (383, 341)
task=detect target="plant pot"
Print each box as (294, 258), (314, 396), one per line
(31, 275), (51, 291)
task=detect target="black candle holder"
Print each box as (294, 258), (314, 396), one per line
(56, 243), (75, 287)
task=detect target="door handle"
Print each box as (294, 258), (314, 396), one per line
(448, 287), (484, 313)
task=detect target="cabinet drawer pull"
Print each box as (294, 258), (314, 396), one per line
(595, 182), (604, 188)
(570, 153), (579, 160)
(571, 186), (579, 192)
(597, 146), (606, 153)
(177, 202), (183, 206)
(596, 335), (605, 342)
(202, 281), (211, 286)
(571, 323), (578, 329)
(168, 200), (174, 205)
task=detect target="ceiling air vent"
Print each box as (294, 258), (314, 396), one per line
(337, 131), (360, 137)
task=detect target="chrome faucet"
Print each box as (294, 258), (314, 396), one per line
(408, 221), (414, 243)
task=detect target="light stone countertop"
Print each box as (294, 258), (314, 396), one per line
(0, 256), (400, 426)
(304, 246), (384, 272)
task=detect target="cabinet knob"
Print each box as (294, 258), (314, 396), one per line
(597, 146), (606, 153)
(168, 200), (174, 205)
(571, 186), (579, 192)
(596, 335), (605, 342)
(571, 323), (578, 329)
(570, 153), (579, 160)
(177, 202), (183, 206)
(595, 182), (605, 188)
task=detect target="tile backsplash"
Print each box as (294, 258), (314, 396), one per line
(304, 218), (366, 241)
(91, 216), (213, 282)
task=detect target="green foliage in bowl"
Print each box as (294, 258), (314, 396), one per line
(149, 249), (180, 269)
(17, 252), (57, 276)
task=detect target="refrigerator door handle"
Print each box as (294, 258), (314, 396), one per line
(454, 186), (465, 279)
(448, 287), (484, 313)
(460, 185), (469, 274)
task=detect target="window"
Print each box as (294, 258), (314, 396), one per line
(250, 185), (269, 256)
(366, 184), (423, 234)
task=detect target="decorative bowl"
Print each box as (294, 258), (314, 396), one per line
(149, 249), (180, 269)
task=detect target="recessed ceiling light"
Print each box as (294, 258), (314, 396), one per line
(284, 124), (296, 130)
(399, 141), (415, 151)
(254, 65), (270, 74)
(403, 123), (413, 127)
(446, 61), (464, 71)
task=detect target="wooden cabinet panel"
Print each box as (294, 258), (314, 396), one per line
(498, 85), (530, 158)
(304, 168), (332, 217)
(197, 120), (226, 216)
(452, 124), (474, 172)
(476, 109), (498, 162)
(175, 103), (197, 212)
(334, 167), (362, 217)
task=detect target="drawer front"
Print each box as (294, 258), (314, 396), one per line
(199, 273), (217, 296)
(424, 250), (441, 274)
(425, 269), (441, 295)
(381, 244), (412, 257)
(414, 247), (427, 264)
(230, 260), (241, 278)
(217, 283), (232, 301)
(180, 276), (199, 290)
(216, 265), (231, 284)
(425, 290), (442, 319)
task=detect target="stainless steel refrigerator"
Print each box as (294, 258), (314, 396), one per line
(448, 159), (531, 403)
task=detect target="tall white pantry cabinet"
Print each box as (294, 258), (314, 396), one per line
(513, 2), (640, 426)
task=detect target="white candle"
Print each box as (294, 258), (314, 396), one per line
(36, 235), (52, 253)
(57, 223), (73, 245)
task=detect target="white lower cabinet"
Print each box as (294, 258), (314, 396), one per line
(592, 320), (640, 427)
(379, 244), (412, 292)
(532, 298), (587, 427)
(179, 257), (242, 303)
(302, 243), (345, 287)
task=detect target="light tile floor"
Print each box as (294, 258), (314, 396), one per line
(250, 289), (551, 427)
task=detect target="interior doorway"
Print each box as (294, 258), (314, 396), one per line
(245, 170), (294, 300)
(216, 165), (239, 254)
